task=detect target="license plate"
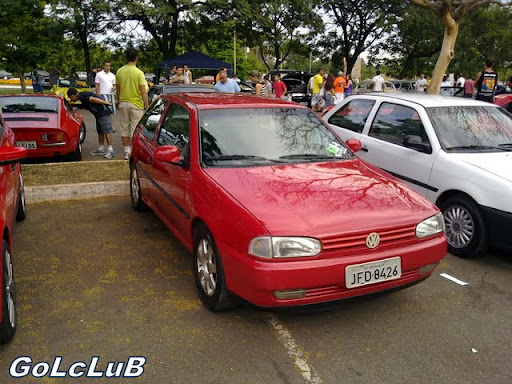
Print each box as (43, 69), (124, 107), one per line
(300, 101), (309, 106)
(17, 141), (37, 149)
(345, 257), (401, 288)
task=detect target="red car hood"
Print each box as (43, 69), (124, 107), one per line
(2, 113), (59, 129)
(204, 160), (438, 236)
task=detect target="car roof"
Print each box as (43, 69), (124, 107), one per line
(160, 92), (305, 110)
(348, 93), (497, 108)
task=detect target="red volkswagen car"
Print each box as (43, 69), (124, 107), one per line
(130, 93), (447, 310)
(0, 115), (27, 344)
(0, 94), (85, 161)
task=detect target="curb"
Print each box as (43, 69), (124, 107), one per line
(25, 181), (129, 204)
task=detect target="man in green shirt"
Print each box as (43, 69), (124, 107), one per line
(116, 48), (149, 160)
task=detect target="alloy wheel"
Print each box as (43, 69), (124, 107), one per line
(444, 205), (474, 249)
(196, 238), (217, 297)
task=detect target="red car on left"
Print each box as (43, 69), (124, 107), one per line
(0, 94), (86, 161)
(0, 114), (27, 344)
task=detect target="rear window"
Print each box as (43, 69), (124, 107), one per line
(0, 97), (59, 113)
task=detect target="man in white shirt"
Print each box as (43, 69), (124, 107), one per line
(170, 67), (191, 84)
(371, 71), (385, 92)
(95, 60), (116, 114)
(456, 73), (465, 87)
(415, 73), (427, 92)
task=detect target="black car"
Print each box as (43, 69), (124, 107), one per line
(281, 78), (311, 107)
(148, 84), (216, 103)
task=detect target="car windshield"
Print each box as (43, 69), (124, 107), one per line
(427, 106), (512, 150)
(200, 107), (352, 167)
(0, 97), (59, 113)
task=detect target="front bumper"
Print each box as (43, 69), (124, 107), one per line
(221, 234), (447, 307)
(481, 205), (512, 251)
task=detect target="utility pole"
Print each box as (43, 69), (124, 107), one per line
(233, 28), (237, 74)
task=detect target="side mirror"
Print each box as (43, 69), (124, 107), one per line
(0, 146), (27, 165)
(403, 135), (432, 154)
(346, 138), (362, 153)
(154, 145), (183, 165)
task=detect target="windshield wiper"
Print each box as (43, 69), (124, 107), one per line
(205, 155), (285, 163)
(498, 143), (512, 148)
(445, 145), (512, 152)
(279, 154), (340, 160)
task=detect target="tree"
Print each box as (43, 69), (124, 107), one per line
(321, 0), (406, 76)
(235, 0), (322, 70)
(410, 0), (512, 94)
(0, 0), (64, 92)
(50, 0), (114, 72)
(114, 0), (202, 60)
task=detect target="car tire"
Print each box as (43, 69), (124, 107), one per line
(68, 140), (82, 162)
(0, 239), (16, 344)
(130, 164), (148, 211)
(439, 195), (488, 258)
(79, 123), (86, 144)
(193, 225), (235, 311)
(16, 174), (26, 222)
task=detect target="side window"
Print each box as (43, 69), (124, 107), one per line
(158, 103), (190, 150)
(369, 103), (430, 147)
(138, 99), (166, 140)
(328, 99), (375, 133)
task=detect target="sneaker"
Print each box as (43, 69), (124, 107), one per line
(124, 152), (130, 160)
(90, 148), (105, 156)
(104, 150), (115, 159)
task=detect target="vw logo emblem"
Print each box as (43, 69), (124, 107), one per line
(366, 232), (380, 249)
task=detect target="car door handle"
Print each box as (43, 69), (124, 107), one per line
(360, 146), (368, 152)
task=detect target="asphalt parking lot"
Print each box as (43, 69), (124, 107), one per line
(1, 197), (511, 383)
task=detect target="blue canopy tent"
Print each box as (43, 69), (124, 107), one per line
(156, 51), (232, 82)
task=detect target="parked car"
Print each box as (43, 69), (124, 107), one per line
(354, 80), (397, 94)
(147, 84), (216, 103)
(392, 80), (416, 92)
(51, 78), (93, 104)
(129, 93), (446, 310)
(0, 70), (13, 80)
(281, 77), (311, 107)
(494, 94), (512, 114)
(323, 93), (512, 258)
(76, 71), (88, 81)
(439, 86), (464, 97)
(0, 94), (85, 161)
(0, 114), (27, 344)
(23, 69), (51, 89)
(195, 76), (215, 85)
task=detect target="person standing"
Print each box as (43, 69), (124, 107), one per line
(345, 74), (353, 97)
(456, 73), (465, 87)
(262, 75), (273, 97)
(67, 88), (115, 158)
(333, 71), (346, 104)
(311, 68), (325, 112)
(216, 67), (227, 83)
(249, 70), (264, 96)
(272, 73), (287, 99)
(371, 71), (385, 92)
(214, 71), (240, 93)
(183, 64), (193, 84)
(95, 60), (117, 120)
(463, 76), (475, 98)
(323, 73), (335, 107)
(31, 65), (44, 94)
(415, 74), (427, 93)
(49, 67), (60, 87)
(475, 58), (498, 103)
(116, 47), (149, 160)
(170, 67), (190, 84)
(88, 66), (100, 88)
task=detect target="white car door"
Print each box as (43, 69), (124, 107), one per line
(358, 101), (438, 197)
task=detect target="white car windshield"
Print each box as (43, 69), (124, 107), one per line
(427, 106), (512, 151)
(200, 108), (352, 166)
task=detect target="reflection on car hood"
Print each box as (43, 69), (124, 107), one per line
(455, 152), (512, 183)
(204, 160), (437, 236)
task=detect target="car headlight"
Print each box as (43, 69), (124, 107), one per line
(249, 236), (322, 259)
(416, 212), (445, 238)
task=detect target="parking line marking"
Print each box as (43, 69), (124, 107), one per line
(266, 314), (323, 384)
(440, 273), (469, 286)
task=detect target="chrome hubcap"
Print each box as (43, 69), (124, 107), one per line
(444, 206), (474, 248)
(19, 175), (25, 213)
(196, 238), (217, 297)
(4, 249), (15, 328)
(131, 169), (140, 202)
(79, 125), (85, 142)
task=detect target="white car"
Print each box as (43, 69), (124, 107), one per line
(322, 93), (512, 258)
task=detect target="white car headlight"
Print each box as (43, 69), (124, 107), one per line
(249, 236), (322, 259)
(416, 212), (445, 238)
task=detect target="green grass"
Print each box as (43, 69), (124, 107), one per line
(22, 161), (130, 187)
(0, 88), (53, 95)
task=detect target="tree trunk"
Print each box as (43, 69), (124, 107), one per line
(427, 11), (459, 95)
(18, 67), (26, 94)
